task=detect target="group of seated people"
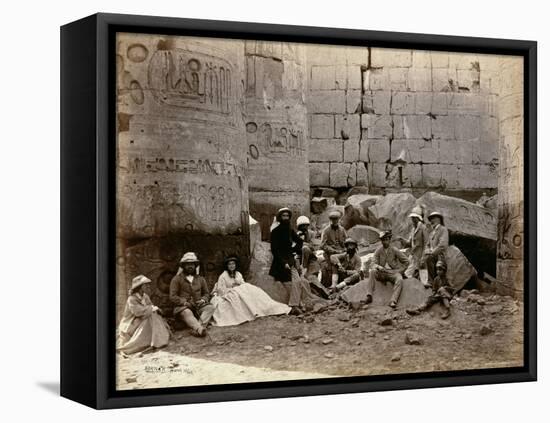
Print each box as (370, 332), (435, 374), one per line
(117, 205), (451, 355)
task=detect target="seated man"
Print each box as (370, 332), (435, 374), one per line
(406, 260), (453, 319)
(332, 238), (362, 291)
(320, 210), (347, 289)
(169, 252), (215, 337)
(365, 231), (409, 308)
(295, 215), (319, 276)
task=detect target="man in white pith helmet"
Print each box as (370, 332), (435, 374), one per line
(295, 215), (318, 276)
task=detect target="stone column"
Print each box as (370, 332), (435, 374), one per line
(244, 41), (309, 240)
(496, 56), (524, 298)
(116, 34), (249, 318)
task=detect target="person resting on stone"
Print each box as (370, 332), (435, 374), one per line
(406, 260), (453, 319)
(320, 210), (348, 289)
(399, 206), (430, 285)
(169, 252), (215, 337)
(365, 231), (409, 308)
(295, 215), (320, 276)
(332, 238), (363, 291)
(117, 275), (171, 355)
(423, 211), (449, 286)
(209, 256), (290, 327)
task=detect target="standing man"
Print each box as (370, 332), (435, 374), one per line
(332, 238), (363, 291)
(320, 210), (348, 289)
(365, 231), (409, 308)
(269, 207), (306, 315)
(169, 252), (215, 337)
(401, 206), (429, 283)
(423, 211), (449, 285)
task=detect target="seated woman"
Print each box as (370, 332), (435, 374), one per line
(117, 275), (171, 355)
(210, 256), (291, 327)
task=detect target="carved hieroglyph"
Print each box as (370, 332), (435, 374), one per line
(496, 56), (524, 298)
(244, 41), (310, 240)
(116, 34), (249, 317)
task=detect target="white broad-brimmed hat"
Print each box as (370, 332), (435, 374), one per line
(180, 252), (199, 264)
(129, 275), (151, 294)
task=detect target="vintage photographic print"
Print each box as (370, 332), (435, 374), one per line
(115, 32), (524, 391)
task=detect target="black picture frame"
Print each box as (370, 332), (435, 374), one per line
(60, 12), (537, 409)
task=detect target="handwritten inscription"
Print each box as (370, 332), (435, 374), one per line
(148, 49), (232, 113)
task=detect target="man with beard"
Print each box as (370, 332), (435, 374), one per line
(169, 252), (215, 337)
(332, 238), (363, 291)
(269, 208), (307, 315)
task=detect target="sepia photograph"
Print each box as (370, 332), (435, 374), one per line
(114, 32), (525, 391)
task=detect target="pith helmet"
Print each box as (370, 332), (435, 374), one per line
(428, 211), (445, 226)
(408, 205), (424, 221)
(296, 215), (310, 226)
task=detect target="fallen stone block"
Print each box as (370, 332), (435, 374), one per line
(369, 193), (418, 237)
(348, 225), (382, 247)
(417, 191), (496, 241)
(341, 277), (433, 308)
(310, 197), (336, 214)
(341, 194), (381, 229)
(445, 245), (477, 292)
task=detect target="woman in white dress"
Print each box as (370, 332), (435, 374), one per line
(210, 256), (291, 327)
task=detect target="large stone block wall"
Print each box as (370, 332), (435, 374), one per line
(306, 46), (501, 196)
(116, 34), (250, 318)
(496, 56), (524, 298)
(245, 41), (309, 240)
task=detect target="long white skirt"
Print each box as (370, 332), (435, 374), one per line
(211, 283), (290, 327)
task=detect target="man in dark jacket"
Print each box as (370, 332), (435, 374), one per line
(269, 207), (306, 315)
(169, 252), (215, 337)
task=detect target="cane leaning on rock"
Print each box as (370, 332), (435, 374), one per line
(423, 211), (449, 286)
(169, 252), (215, 337)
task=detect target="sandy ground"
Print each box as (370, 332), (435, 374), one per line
(116, 290), (523, 390)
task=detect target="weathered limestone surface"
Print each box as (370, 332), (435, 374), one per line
(496, 57), (524, 299)
(116, 34), (250, 318)
(307, 47), (501, 196)
(245, 41), (309, 240)
(416, 192), (497, 241)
